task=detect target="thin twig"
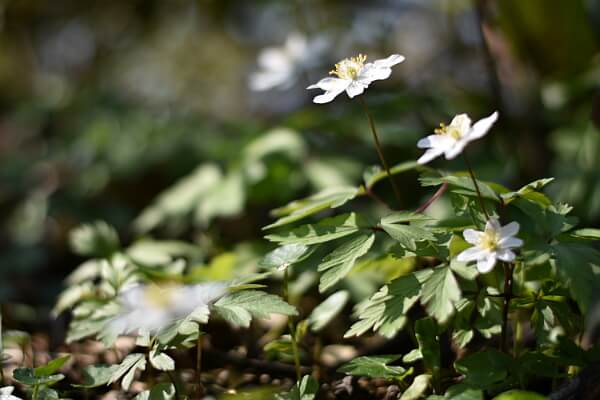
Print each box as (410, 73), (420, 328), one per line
(284, 268), (302, 381)
(415, 183), (449, 214)
(500, 262), (514, 353)
(463, 152), (490, 220)
(359, 97), (402, 206)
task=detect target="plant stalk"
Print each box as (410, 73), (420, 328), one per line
(501, 262), (514, 353)
(196, 331), (204, 397)
(283, 268), (302, 381)
(359, 97), (402, 206)
(463, 152), (490, 220)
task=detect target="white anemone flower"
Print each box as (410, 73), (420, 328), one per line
(108, 281), (228, 335)
(249, 32), (328, 91)
(417, 111), (498, 164)
(0, 387), (23, 400)
(307, 53), (405, 103)
(456, 219), (523, 273)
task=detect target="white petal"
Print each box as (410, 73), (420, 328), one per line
(345, 81), (366, 98)
(499, 237), (523, 249)
(485, 218), (501, 233)
(358, 64), (392, 83)
(477, 254), (497, 273)
(307, 77), (349, 91)
(443, 139), (467, 159)
(417, 148), (444, 164)
(457, 246), (489, 262)
(469, 111), (498, 140)
(500, 221), (520, 238)
(257, 49), (290, 70)
(285, 33), (307, 56)
(463, 229), (483, 244)
(313, 89), (345, 104)
(418, 134), (455, 150)
(417, 136), (433, 149)
(373, 54), (405, 68)
(449, 114), (472, 133)
(249, 70), (292, 91)
(497, 249), (516, 262)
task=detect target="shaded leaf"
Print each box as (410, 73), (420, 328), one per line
(421, 266), (461, 323)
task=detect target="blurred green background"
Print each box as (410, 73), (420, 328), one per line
(1, 0), (599, 327)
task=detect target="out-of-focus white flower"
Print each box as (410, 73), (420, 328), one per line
(249, 32), (328, 92)
(108, 281), (228, 335)
(417, 111), (498, 164)
(307, 53), (404, 103)
(0, 386), (23, 400)
(456, 219), (523, 273)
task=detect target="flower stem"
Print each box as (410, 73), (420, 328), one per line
(415, 182), (448, 214)
(359, 97), (402, 206)
(283, 268), (302, 381)
(196, 331), (204, 397)
(501, 262), (514, 353)
(462, 152), (489, 220)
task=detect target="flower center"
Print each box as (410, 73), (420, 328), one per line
(330, 54), (367, 80)
(480, 229), (499, 251)
(144, 285), (178, 309)
(434, 123), (463, 140)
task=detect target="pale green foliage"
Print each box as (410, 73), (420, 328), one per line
(338, 355), (407, 380)
(307, 290), (349, 332)
(317, 233), (375, 291)
(214, 290), (298, 328)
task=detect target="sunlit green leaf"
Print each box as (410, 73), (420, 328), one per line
(318, 234), (375, 292)
(338, 355), (406, 380)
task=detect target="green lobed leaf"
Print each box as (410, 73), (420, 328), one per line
(134, 383), (177, 400)
(337, 355), (406, 380)
(308, 290), (349, 332)
(133, 164), (222, 232)
(149, 346), (175, 371)
(265, 213), (365, 245)
(420, 175), (500, 202)
(380, 212), (435, 251)
(109, 353), (146, 390)
(365, 160), (421, 189)
(275, 375), (318, 400)
(454, 350), (515, 389)
(34, 355), (71, 377)
(415, 318), (440, 375)
(551, 242), (600, 313)
(317, 234), (375, 292)
(214, 290), (297, 328)
(258, 244), (313, 272)
(264, 186), (359, 229)
(69, 221), (119, 257)
(13, 368), (65, 386)
(491, 390), (545, 400)
(420, 266), (461, 323)
(345, 270), (429, 338)
(399, 374), (431, 400)
(194, 170), (245, 225)
(72, 364), (120, 388)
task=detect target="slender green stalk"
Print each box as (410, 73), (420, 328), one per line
(283, 268), (302, 381)
(359, 97), (402, 206)
(0, 308), (4, 385)
(32, 385), (39, 400)
(196, 331), (204, 397)
(500, 262), (514, 353)
(462, 152), (489, 220)
(166, 370), (180, 400)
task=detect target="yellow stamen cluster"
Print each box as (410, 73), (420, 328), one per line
(434, 123), (463, 140)
(144, 284), (178, 308)
(330, 54), (367, 80)
(480, 229), (499, 251)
